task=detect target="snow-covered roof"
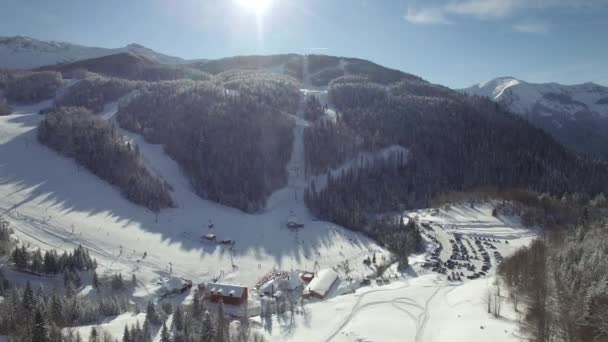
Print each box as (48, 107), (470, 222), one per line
(259, 272), (303, 295)
(305, 268), (338, 297)
(207, 283), (246, 298)
(160, 276), (187, 291)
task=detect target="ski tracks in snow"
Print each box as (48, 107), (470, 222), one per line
(323, 280), (446, 342)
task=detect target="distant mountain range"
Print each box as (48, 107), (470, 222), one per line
(0, 35), (187, 69)
(2, 35), (608, 161)
(461, 77), (608, 160)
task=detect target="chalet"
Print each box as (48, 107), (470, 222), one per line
(206, 283), (248, 305)
(304, 268), (338, 299)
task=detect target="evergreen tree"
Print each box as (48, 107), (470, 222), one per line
(22, 281), (36, 313)
(92, 271), (100, 290)
(160, 322), (171, 342)
(172, 306), (183, 332)
(145, 301), (160, 325)
(191, 290), (203, 320)
(215, 301), (227, 342)
(12, 245), (28, 269)
(32, 308), (48, 342)
(201, 311), (215, 342)
(122, 325), (131, 342)
(89, 327), (98, 342)
(50, 294), (64, 327)
(47, 323), (63, 342)
(142, 320), (152, 342)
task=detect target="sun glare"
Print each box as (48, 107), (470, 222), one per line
(235, 0), (274, 16)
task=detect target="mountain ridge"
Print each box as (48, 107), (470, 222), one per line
(0, 35), (187, 69)
(461, 76), (608, 159)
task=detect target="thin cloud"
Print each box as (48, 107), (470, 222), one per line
(445, 0), (518, 18)
(409, 0), (608, 24)
(513, 20), (550, 34)
(405, 6), (451, 25)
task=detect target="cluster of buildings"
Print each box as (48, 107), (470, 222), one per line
(202, 267), (339, 307)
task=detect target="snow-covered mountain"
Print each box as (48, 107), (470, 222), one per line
(462, 77), (608, 159)
(462, 77), (608, 117)
(0, 35), (186, 69)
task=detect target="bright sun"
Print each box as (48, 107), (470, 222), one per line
(235, 0), (273, 16)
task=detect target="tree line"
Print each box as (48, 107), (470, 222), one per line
(11, 245), (97, 275)
(40, 52), (212, 82)
(117, 73), (298, 213)
(0, 69), (63, 104)
(55, 76), (143, 113)
(498, 219), (608, 342)
(305, 78), (608, 226)
(38, 106), (174, 211)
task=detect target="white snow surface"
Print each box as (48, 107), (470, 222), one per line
(70, 313), (147, 341)
(461, 77), (608, 118)
(0, 36), (186, 69)
(257, 204), (536, 342)
(304, 268), (338, 297)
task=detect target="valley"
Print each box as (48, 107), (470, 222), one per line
(0, 38), (606, 342)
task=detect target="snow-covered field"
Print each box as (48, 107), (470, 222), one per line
(256, 204), (535, 342)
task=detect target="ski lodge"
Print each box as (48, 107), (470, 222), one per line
(206, 283), (248, 305)
(304, 268), (338, 299)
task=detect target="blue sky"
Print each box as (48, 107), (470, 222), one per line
(1, 0), (607, 88)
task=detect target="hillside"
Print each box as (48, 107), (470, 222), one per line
(37, 52), (211, 82)
(190, 54), (422, 86)
(461, 77), (608, 160)
(1, 51), (607, 342)
(304, 76), (608, 233)
(0, 35), (186, 69)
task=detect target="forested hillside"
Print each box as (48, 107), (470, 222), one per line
(39, 52), (211, 82)
(38, 107), (174, 211)
(0, 69), (63, 103)
(499, 219), (608, 342)
(55, 75), (143, 112)
(305, 77), (608, 232)
(117, 72), (299, 212)
(191, 54), (303, 81)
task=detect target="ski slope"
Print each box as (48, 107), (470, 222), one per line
(0, 61), (389, 306)
(1, 57), (537, 342)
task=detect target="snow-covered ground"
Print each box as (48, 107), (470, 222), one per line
(0, 58), (389, 309)
(256, 204), (535, 342)
(461, 77), (608, 118)
(0, 57), (537, 341)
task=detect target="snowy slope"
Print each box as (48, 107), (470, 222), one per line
(0, 58), (389, 308)
(257, 204), (536, 342)
(0, 36), (186, 69)
(462, 77), (608, 159)
(462, 77), (608, 117)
